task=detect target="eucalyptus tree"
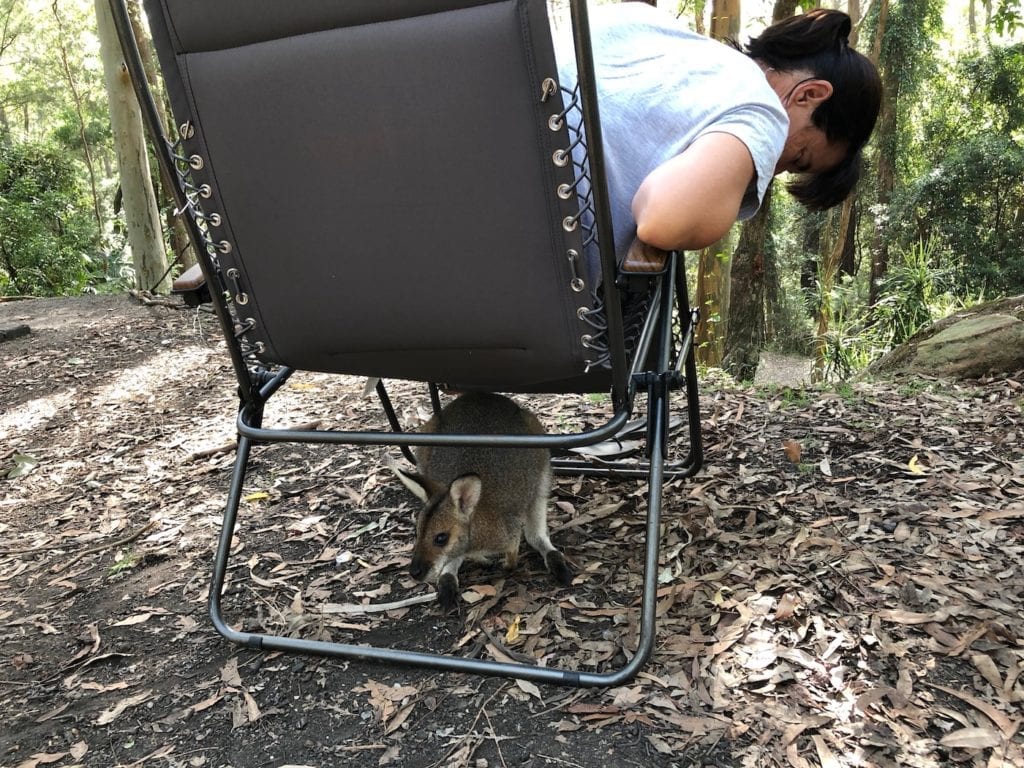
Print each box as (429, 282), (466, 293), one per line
(94, 0), (167, 293)
(866, 0), (944, 306)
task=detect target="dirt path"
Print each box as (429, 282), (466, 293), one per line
(1, 295), (1022, 768)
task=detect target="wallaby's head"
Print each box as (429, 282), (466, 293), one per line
(409, 473), (481, 583)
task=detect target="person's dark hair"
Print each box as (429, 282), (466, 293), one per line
(743, 9), (882, 209)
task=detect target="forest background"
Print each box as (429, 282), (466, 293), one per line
(0, 0), (1021, 382)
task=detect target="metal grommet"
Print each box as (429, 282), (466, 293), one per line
(254, 341), (265, 354)
(540, 77), (557, 102)
(552, 149), (569, 168)
(179, 121), (195, 139)
(198, 184), (212, 199)
(571, 278), (586, 293)
(581, 334), (594, 348)
(548, 114), (564, 132)
(577, 306), (589, 319)
(557, 183), (574, 200)
(207, 213), (222, 227)
(236, 293), (249, 306)
(217, 240), (233, 254)
(188, 154), (204, 170)
(226, 268), (239, 279)
(562, 215), (579, 233)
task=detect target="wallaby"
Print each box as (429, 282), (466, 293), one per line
(392, 392), (573, 610)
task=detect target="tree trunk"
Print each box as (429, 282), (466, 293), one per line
(95, 0), (169, 293)
(710, 0), (741, 40)
(772, 0), (800, 21)
(694, 235), (730, 368)
(813, 204), (851, 380)
(125, 0), (193, 270)
(719, 0), (793, 379)
(693, 0), (742, 368)
(868, 0), (892, 307)
(723, 188), (773, 380)
(838, 200), (858, 277)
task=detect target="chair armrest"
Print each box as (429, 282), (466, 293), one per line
(620, 238), (670, 275)
(172, 263), (206, 292)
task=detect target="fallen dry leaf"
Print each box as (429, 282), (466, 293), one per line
(939, 726), (1002, 750)
(94, 689), (153, 726)
(15, 753), (67, 768)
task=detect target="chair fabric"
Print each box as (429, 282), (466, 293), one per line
(146, 0), (600, 388)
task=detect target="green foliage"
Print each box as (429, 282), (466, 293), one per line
(0, 140), (101, 296)
(818, 276), (881, 380)
(991, 0), (1024, 34)
(894, 42), (1024, 296)
(817, 240), (977, 380)
(873, 239), (952, 345)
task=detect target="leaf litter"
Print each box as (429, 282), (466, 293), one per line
(0, 295), (1022, 767)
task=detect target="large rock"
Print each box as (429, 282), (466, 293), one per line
(870, 295), (1024, 379)
(911, 313), (1024, 377)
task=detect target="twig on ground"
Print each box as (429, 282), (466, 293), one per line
(0, 520), (158, 559)
(429, 683), (509, 768)
(129, 289), (184, 309)
(321, 593), (437, 615)
(483, 707), (509, 768)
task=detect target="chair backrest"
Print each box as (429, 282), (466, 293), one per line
(145, 0), (604, 389)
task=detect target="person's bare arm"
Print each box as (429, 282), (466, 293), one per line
(631, 132), (755, 252)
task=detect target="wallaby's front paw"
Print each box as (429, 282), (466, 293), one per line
(437, 574), (460, 612)
(546, 551), (574, 586)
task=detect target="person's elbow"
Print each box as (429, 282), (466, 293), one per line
(633, 201), (737, 252)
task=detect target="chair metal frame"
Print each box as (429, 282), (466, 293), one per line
(110, 0), (703, 688)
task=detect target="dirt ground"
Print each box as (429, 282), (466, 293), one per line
(1, 294), (1022, 768)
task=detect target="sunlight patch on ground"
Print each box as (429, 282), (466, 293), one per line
(0, 394), (60, 442)
(94, 345), (217, 406)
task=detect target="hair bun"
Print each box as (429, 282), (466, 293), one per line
(806, 9), (852, 48)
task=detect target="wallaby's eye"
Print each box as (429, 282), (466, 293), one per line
(433, 532), (449, 548)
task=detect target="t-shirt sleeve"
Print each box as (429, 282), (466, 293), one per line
(696, 101), (789, 220)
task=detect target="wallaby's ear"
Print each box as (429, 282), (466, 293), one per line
(448, 474), (482, 520)
(387, 458), (436, 503)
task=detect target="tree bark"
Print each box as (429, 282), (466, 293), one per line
(723, 188), (773, 380)
(694, 234), (731, 367)
(125, 0), (193, 270)
(710, 0), (741, 40)
(693, 0), (743, 368)
(95, 0), (169, 293)
(868, 0), (891, 307)
(812, 204), (852, 380)
(719, 0), (794, 379)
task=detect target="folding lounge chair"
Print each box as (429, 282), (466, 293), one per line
(111, 0), (703, 688)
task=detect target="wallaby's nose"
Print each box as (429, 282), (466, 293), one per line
(409, 558), (425, 580)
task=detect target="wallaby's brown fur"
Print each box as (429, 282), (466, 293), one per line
(394, 393), (572, 610)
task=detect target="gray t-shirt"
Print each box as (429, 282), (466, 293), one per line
(554, 3), (789, 264)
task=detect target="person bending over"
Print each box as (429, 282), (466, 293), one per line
(554, 4), (882, 269)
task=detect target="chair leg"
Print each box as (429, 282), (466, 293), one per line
(204, 413), (674, 687)
(631, 375), (669, 670)
(209, 433), (256, 646)
(374, 379), (416, 465)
